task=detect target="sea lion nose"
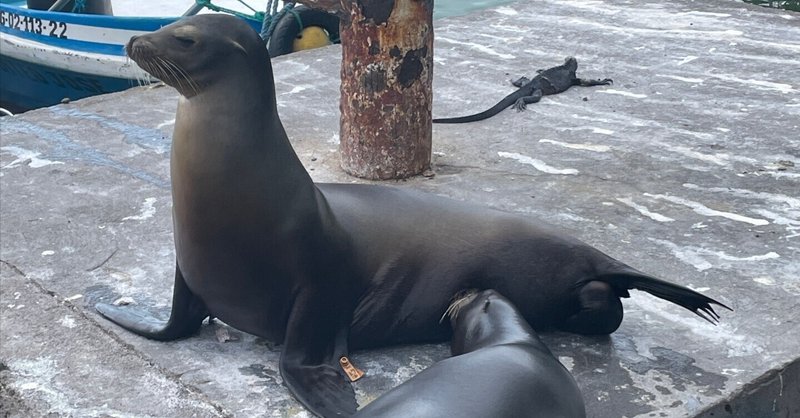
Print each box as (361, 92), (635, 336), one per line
(125, 35), (139, 56)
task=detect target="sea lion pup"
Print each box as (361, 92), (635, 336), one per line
(96, 14), (730, 418)
(353, 289), (586, 418)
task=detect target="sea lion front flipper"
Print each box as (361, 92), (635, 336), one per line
(95, 263), (208, 341)
(281, 360), (357, 417)
(280, 291), (357, 417)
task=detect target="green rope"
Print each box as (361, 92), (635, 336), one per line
(194, 0), (265, 22)
(191, 0), (333, 45)
(260, 2), (303, 43)
(288, 7), (303, 30)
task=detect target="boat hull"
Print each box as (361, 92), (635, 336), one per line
(0, 2), (261, 112)
(0, 53), (139, 111)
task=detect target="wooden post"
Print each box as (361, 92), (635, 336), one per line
(295, 0), (433, 179)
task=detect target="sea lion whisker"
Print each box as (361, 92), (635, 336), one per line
(126, 55), (141, 86)
(140, 58), (162, 81)
(440, 289), (479, 323)
(128, 56), (150, 88)
(156, 57), (186, 92)
(158, 57), (184, 90)
(136, 69), (147, 88)
(160, 57), (199, 96)
(162, 57), (197, 96)
(165, 58), (200, 96)
(140, 64), (157, 87)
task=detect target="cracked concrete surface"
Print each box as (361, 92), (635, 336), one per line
(1, 0), (799, 416)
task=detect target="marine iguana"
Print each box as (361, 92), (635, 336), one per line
(433, 56), (612, 124)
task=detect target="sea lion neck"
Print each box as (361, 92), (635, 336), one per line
(173, 76), (309, 179)
(169, 79), (318, 238)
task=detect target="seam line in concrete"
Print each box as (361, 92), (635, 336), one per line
(0, 259), (234, 417)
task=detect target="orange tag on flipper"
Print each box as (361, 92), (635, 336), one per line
(339, 356), (365, 382)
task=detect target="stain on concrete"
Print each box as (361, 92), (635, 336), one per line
(0, 119), (168, 188)
(627, 347), (727, 395)
(238, 364), (280, 386)
(48, 107), (170, 154)
(542, 334), (655, 417)
(82, 284), (121, 307)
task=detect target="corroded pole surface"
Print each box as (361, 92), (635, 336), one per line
(296, 0), (433, 179)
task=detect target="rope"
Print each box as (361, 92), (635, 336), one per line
(71, 0), (86, 13)
(260, 2), (303, 43)
(191, 0), (324, 45)
(193, 0), (265, 22)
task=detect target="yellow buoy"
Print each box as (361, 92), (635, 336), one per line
(293, 26), (332, 52)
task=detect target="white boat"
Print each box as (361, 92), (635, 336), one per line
(0, 0), (338, 113)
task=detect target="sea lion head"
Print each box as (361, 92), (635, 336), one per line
(126, 14), (270, 98)
(446, 289), (534, 355)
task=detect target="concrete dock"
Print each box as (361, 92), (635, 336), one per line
(2, 0), (799, 416)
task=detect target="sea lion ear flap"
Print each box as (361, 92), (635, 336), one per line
(230, 40), (248, 55)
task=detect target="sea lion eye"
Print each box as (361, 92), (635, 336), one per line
(175, 35), (196, 47)
(483, 299), (490, 312)
(172, 26), (199, 47)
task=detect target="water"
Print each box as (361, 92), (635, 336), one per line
(439, 0), (800, 14)
(434, 0), (518, 18)
(18, 0), (800, 18)
(110, 1), (519, 18)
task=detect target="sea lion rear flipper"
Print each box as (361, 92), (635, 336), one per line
(280, 291), (357, 417)
(95, 264), (208, 341)
(600, 265), (732, 324)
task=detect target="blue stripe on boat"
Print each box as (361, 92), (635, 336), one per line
(0, 26), (129, 55)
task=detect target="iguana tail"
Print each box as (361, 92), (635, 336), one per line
(433, 93), (518, 124)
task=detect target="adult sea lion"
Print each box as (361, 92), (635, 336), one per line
(353, 289), (586, 417)
(96, 14), (730, 418)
